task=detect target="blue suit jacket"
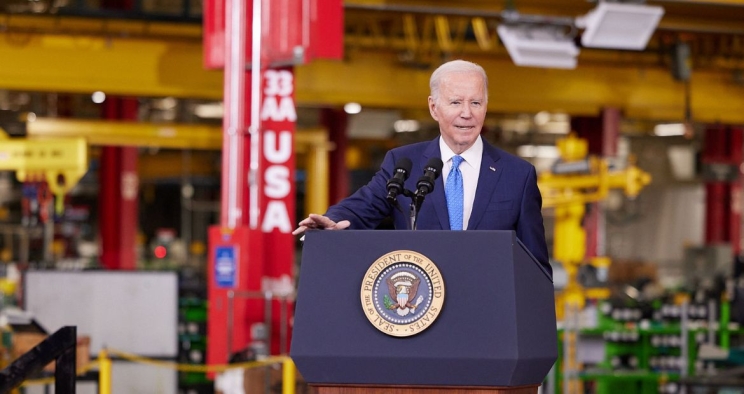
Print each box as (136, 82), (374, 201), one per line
(326, 136), (551, 278)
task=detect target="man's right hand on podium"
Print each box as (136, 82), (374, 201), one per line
(292, 213), (351, 236)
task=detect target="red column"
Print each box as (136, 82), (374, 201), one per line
(571, 108), (620, 258)
(322, 108), (349, 205)
(99, 97), (139, 270)
(703, 125), (743, 254)
(705, 182), (728, 244)
(207, 0), (298, 365)
(207, 0), (256, 367)
(204, 0), (342, 367)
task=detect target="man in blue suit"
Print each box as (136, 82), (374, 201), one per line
(293, 60), (550, 277)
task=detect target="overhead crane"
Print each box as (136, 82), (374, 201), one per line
(0, 129), (87, 214)
(538, 133), (652, 320)
(1, 118), (332, 217)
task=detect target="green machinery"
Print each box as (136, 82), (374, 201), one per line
(551, 297), (743, 394)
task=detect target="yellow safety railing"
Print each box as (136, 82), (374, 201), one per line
(99, 349), (111, 394)
(19, 349), (297, 394)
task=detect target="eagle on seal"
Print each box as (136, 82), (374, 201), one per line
(386, 271), (420, 311)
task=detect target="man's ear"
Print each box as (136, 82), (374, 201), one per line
(428, 96), (438, 120)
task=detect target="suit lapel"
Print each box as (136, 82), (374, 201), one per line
(467, 141), (503, 230)
(422, 138), (449, 229)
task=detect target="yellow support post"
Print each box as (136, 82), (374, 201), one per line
(539, 133), (652, 320)
(295, 129), (333, 217)
(99, 348), (112, 394)
(282, 358), (296, 394)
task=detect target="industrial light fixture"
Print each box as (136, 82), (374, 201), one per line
(91, 91), (106, 104)
(344, 102), (362, 114)
(576, 2), (664, 50)
(517, 145), (560, 159)
(654, 123), (687, 137)
(393, 119), (420, 133)
(194, 102), (224, 119)
(497, 24), (580, 69)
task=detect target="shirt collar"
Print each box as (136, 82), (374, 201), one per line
(439, 136), (483, 167)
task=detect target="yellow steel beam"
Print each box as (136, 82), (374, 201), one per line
(297, 52), (744, 124)
(0, 14), (203, 40)
(471, 17), (493, 50)
(403, 14), (418, 53)
(28, 118), (333, 150)
(296, 129), (333, 216)
(28, 118), (223, 149)
(4, 30), (744, 124)
(0, 31), (223, 99)
(137, 151), (220, 181)
(433, 15), (452, 53)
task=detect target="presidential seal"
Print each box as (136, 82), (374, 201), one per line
(360, 250), (445, 337)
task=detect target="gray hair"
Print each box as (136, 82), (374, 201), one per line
(429, 60), (488, 102)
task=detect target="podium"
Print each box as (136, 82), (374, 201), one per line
(290, 230), (556, 393)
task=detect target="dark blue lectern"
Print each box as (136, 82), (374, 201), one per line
(290, 230), (556, 394)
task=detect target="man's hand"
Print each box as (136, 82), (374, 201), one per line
(292, 213), (351, 236)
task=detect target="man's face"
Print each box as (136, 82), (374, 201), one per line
(428, 71), (487, 154)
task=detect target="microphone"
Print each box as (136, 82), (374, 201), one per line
(415, 157), (444, 198)
(386, 157), (412, 204)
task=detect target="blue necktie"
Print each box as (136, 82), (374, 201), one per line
(446, 155), (464, 230)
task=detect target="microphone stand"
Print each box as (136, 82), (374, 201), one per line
(401, 189), (417, 230)
(392, 186), (431, 230)
(410, 190), (428, 230)
(389, 189), (418, 230)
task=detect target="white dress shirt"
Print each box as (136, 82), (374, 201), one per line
(439, 137), (483, 230)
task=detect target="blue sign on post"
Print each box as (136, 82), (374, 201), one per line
(215, 246), (237, 288)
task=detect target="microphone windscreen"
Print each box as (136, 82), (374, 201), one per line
(396, 157), (413, 176)
(424, 157), (443, 177)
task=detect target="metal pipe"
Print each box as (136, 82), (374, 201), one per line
(681, 301), (689, 378)
(280, 295), (288, 355)
(345, 1), (744, 35)
(652, 0), (744, 8)
(721, 298), (731, 350)
(43, 203), (54, 262)
(544, 363), (555, 394)
(264, 292), (273, 394)
(708, 299), (717, 345)
(345, 3), (574, 26)
(227, 290), (235, 360)
(248, 0), (263, 229)
(562, 302), (578, 394)
(345, 2), (505, 18)
(264, 290), (273, 352)
(180, 149), (192, 252)
(222, 0), (247, 228)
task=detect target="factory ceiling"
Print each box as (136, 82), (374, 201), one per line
(0, 0), (744, 124)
